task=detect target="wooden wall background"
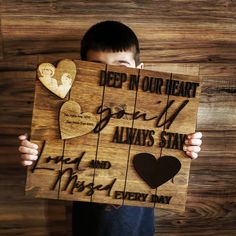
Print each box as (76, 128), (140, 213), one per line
(0, 1), (235, 235)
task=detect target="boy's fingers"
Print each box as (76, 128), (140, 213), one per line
(18, 133), (28, 141)
(21, 160), (33, 166)
(185, 138), (202, 146)
(18, 146), (38, 155)
(20, 139), (38, 149)
(186, 151), (198, 159)
(183, 145), (201, 153)
(187, 132), (202, 140)
(18, 133), (36, 167)
(21, 154), (38, 161)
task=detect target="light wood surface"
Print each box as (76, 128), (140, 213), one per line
(27, 60), (201, 212)
(37, 59), (76, 99)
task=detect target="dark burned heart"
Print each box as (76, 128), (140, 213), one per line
(133, 153), (181, 189)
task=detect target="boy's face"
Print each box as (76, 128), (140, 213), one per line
(86, 50), (142, 69)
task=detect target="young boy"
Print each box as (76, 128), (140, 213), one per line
(18, 21), (202, 236)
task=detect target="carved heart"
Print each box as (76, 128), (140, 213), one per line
(133, 153), (181, 189)
(60, 101), (97, 139)
(37, 59), (76, 99)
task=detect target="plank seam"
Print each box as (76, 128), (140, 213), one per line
(153, 73), (172, 208)
(122, 68), (141, 205)
(90, 63), (107, 203)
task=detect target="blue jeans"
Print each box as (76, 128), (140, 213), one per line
(72, 202), (155, 236)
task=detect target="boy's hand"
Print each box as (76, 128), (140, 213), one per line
(183, 132), (202, 159)
(18, 131), (202, 165)
(18, 134), (38, 166)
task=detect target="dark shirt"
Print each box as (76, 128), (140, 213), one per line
(72, 202), (155, 236)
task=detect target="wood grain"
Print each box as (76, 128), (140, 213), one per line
(0, 23), (3, 59)
(1, 0), (236, 62)
(27, 60), (201, 212)
(0, 0), (235, 235)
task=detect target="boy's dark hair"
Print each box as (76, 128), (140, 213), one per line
(80, 21), (140, 65)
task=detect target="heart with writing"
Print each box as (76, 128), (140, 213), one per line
(37, 59), (76, 99)
(133, 153), (181, 189)
(60, 100), (97, 139)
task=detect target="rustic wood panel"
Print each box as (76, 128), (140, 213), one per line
(26, 60), (201, 211)
(0, 0), (3, 59)
(1, 0), (236, 62)
(0, 0), (235, 235)
(2, 15), (235, 62)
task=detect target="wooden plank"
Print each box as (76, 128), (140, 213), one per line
(0, 56), (37, 133)
(156, 198), (236, 236)
(0, 21), (3, 59)
(26, 59), (201, 212)
(2, 0), (236, 20)
(1, 3), (235, 62)
(145, 63), (200, 76)
(197, 74), (236, 130)
(200, 130), (236, 153)
(0, 0), (3, 59)
(149, 63), (236, 131)
(199, 63), (236, 76)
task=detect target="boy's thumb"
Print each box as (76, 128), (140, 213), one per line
(18, 133), (29, 140)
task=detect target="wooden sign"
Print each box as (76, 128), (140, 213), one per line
(26, 59), (201, 212)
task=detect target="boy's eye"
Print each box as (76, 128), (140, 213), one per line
(116, 60), (132, 67)
(118, 62), (130, 67)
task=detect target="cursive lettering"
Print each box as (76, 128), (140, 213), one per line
(51, 168), (116, 196)
(93, 99), (189, 133)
